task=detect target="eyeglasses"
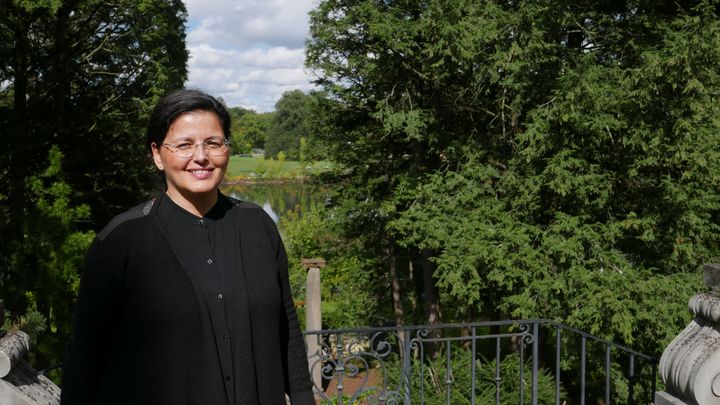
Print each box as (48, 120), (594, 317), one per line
(160, 139), (231, 158)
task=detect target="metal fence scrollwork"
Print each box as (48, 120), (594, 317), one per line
(304, 320), (656, 405)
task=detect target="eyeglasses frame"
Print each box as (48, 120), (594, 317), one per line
(157, 139), (232, 158)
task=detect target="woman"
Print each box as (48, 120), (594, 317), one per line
(61, 89), (314, 405)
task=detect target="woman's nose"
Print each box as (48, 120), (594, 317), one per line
(192, 144), (209, 161)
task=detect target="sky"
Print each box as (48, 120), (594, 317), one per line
(183, 0), (319, 112)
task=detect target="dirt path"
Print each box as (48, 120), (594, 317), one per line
(318, 368), (383, 404)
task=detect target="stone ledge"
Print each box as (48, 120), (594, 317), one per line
(655, 391), (692, 405)
(0, 360), (60, 405)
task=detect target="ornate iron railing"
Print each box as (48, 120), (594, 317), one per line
(304, 319), (656, 405)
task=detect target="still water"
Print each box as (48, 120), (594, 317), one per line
(221, 182), (327, 223)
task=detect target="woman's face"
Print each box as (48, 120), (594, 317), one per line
(151, 110), (228, 209)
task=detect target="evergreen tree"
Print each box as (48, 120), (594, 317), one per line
(0, 0), (188, 374)
(306, 0), (717, 361)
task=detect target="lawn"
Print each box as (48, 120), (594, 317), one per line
(225, 155), (333, 181)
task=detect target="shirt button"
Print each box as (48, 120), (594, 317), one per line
(224, 376), (231, 382)
(207, 259), (213, 264)
(198, 219), (204, 225)
(221, 334), (228, 340)
(217, 293), (223, 299)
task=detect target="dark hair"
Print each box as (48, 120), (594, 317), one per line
(145, 89), (231, 153)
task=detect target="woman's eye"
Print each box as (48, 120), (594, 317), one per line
(176, 143), (193, 150)
(206, 141), (223, 148)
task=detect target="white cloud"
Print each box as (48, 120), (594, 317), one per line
(185, 0), (315, 48)
(187, 45), (315, 112)
(183, 0), (318, 111)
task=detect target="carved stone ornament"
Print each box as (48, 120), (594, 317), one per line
(656, 264), (720, 405)
(0, 328), (60, 404)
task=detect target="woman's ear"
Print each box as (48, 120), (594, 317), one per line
(151, 143), (164, 170)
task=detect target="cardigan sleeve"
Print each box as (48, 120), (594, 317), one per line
(275, 235), (315, 405)
(61, 231), (126, 404)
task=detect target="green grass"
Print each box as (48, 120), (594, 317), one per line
(225, 155), (333, 181)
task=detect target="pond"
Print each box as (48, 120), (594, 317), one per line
(220, 181), (328, 223)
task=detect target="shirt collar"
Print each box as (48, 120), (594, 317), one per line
(159, 192), (232, 225)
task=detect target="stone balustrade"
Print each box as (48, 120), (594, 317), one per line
(0, 300), (60, 405)
(656, 264), (720, 405)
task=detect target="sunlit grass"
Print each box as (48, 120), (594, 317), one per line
(225, 155), (333, 181)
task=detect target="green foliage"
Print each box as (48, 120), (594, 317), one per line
(391, 155), (704, 354)
(299, 137), (308, 164)
(1, 0), (188, 225)
(475, 353), (561, 405)
(382, 350), (560, 405)
(280, 207), (378, 329)
(3, 298), (48, 344)
(228, 106), (272, 153)
(3, 147), (95, 374)
(265, 90), (327, 160)
(11, 0), (61, 13)
(306, 0), (718, 394)
(225, 155), (334, 181)
(0, 0), (187, 372)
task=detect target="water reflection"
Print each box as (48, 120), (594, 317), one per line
(221, 182), (327, 223)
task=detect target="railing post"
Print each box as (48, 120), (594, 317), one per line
(532, 322), (539, 405)
(628, 354), (635, 405)
(555, 327), (561, 405)
(519, 326), (525, 405)
(580, 335), (586, 405)
(496, 337), (501, 405)
(302, 258), (326, 395)
(605, 345), (611, 405)
(471, 326), (477, 405)
(402, 327), (412, 405)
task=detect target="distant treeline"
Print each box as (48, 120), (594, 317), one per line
(227, 89), (326, 162)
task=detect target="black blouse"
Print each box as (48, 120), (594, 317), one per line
(157, 195), (257, 404)
(61, 193), (314, 405)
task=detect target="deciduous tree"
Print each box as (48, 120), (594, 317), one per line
(265, 89), (325, 160)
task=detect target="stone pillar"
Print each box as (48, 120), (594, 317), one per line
(302, 258), (325, 393)
(656, 263), (720, 405)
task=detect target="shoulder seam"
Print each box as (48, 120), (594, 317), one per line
(97, 198), (156, 241)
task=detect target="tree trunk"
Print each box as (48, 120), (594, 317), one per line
(421, 249), (441, 325)
(461, 306), (475, 350)
(8, 13), (30, 244)
(389, 241), (405, 326)
(421, 248), (441, 359)
(387, 241), (406, 355)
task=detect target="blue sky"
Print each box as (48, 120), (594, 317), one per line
(183, 0), (318, 112)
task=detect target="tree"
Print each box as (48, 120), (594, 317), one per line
(228, 106), (272, 153)
(0, 0), (188, 374)
(280, 207), (379, 329)
(307, 0), (718, 364)
(265, 89), (322, 160)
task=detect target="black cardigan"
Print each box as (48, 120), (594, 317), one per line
(61, 195), (314, 405)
